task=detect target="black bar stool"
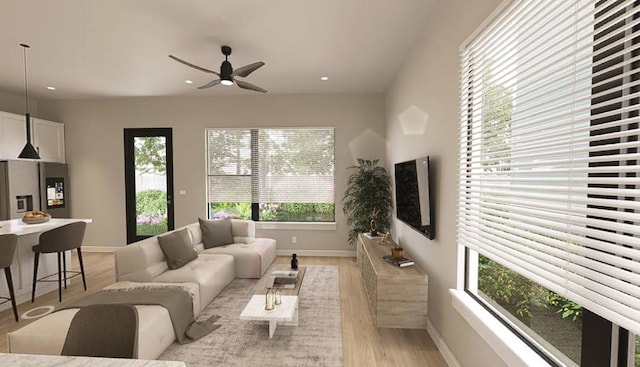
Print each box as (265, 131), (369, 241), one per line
(32, 222), (87, 303)
(0, 234), (19, 322)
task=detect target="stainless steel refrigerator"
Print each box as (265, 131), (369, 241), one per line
(0, 160), (70, 220)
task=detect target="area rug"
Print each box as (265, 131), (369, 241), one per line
(159, 265), (343, 367)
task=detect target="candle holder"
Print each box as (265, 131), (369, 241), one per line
(391, 246), (405, 259)
(265, 288), (275, 310)
(275, 288), (282, 305)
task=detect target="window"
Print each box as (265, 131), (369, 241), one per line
(635, 335), (639, 367)
(206, 128), (335, 222)
(459, 1), (639, 366)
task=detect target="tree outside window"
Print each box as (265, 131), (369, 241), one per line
(134, 136), (168, 235)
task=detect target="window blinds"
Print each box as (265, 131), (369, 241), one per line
(206, 127), (335, 206)
(257, 128), (335, 204)
(458, 0), (640, 335)
(206, 129), (253, 204)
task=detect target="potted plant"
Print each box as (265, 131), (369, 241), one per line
(342, 159), (393, 245)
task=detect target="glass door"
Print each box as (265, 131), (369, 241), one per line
(124, 128), (174, 244)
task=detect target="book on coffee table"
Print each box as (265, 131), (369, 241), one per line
(271, 270), (298, 278)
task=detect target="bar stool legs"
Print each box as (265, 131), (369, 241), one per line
(77, 248), (87, 291)
(57, 252), (63, 302)
(0, 234), (19, 322)
(31, 250), (87, 303)
(31, 252), (39, 303)
(4, 267), (18, 322)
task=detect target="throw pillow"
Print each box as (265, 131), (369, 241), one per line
(158, 229), (198, 270)
(199, 217), (234, 249)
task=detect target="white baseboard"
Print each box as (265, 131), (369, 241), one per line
(82, 246), (356, 257)
(276, 249), (356, 257)
(81, 245), (120, 253)
(427, 318), (461, 367)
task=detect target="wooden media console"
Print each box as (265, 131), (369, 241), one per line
(357, 234), (429, 329)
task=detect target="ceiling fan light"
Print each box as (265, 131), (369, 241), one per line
(221, 78), (233, 86)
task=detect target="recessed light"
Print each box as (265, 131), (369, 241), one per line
(46, 86), (56, 90)
(184, 80), (193, 84)
(321, 76), (329, 81)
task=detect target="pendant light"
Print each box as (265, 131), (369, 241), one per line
(18, 43), (40, 159)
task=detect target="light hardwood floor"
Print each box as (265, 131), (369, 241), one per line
(0, 253), (448, 367)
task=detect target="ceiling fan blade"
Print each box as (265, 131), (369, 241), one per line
(236, 80), (267, 93)
(232, 62), (265, 78)
(197, 79), (222, 89)
(169, 55), (220, 76)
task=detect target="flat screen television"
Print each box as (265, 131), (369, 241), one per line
(394, 156), (434, 239)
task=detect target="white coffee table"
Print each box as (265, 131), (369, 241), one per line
(239, 295), (298, 338)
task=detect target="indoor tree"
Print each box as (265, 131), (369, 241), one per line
(342, 159), (393, 245)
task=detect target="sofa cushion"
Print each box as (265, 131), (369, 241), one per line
(231, 219), (252, 238)
(200, 238), (277, 278)
(115, 237), (169, 282)
(152, 254), (235, 309)
(184, 223), (203, 245)
(199, 218), (233, 249)
(158, 229), (198, 270)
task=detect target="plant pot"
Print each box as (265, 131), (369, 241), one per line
(391, 247), (404, 259)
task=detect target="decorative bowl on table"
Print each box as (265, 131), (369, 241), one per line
(22, 211), (51, 224)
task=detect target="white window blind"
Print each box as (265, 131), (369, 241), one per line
(206, 129), (253, 204)
(458, 0), (640, 336)
(206, 127), (335, 217)
(257, 128), (335, 204)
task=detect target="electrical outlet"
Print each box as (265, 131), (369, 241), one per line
(292, 236), (297, 244)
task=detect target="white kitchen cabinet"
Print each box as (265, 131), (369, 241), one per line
(32, 118), (65, 163)
(0, 112), (27, 160)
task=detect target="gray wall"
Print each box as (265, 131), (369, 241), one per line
(39, 94), (385, 253)
(0, 89), (39, 116)
(385, 0), (506, 366)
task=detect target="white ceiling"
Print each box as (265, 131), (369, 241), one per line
(0, 0), (434, 100)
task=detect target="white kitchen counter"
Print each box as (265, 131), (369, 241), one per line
(0, 218), (92, 236)
(0, 353), (185, 367)
(0, 218), (92, 311)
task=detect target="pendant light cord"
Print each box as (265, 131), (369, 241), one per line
(20, 43), (30, 114)
(17, 43), (40, 159)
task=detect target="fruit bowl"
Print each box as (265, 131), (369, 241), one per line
(22, 211), (51, 224)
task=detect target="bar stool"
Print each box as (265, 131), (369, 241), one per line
(31, 222), (87, 303)
(0, 234), (19, 322)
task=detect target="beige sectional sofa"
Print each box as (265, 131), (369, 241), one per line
(7, 219), (277, 359)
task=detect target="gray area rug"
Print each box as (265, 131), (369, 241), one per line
(159, 265), (343, 367)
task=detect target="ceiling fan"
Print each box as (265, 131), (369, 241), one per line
(169, 45), (266, 93)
